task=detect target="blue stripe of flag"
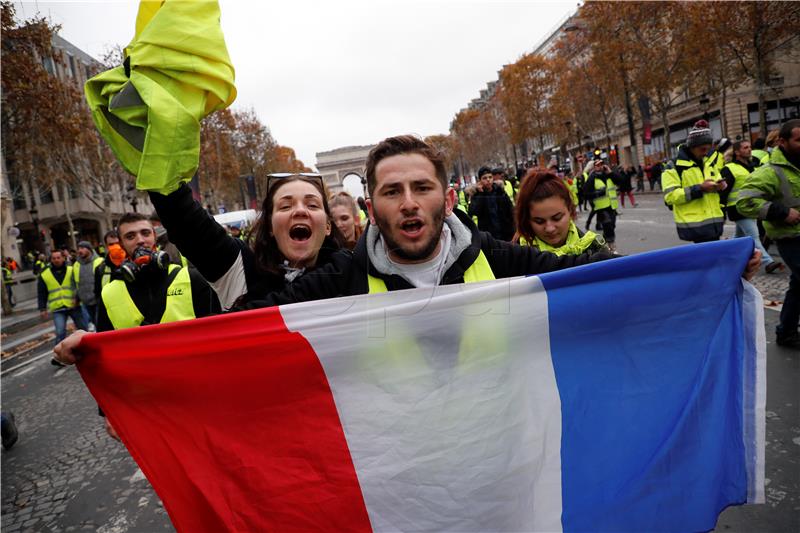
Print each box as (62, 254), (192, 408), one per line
(540, 239), (755, 532)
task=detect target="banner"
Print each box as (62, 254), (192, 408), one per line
(77, 239), (765, 532)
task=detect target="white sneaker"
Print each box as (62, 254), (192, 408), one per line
(88, 323), (97, 333)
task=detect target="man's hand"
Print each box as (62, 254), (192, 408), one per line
(714, 180), (727, 192)
(699, 180), (717, 193)
(39, 310), (48, 319)
(785, 208), (800, 225)
(743, 249), (762, 281)
(104, 418), (121, 441)
(53, 330), (90, 365)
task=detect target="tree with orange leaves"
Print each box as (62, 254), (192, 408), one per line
(498, 53), (556, 161)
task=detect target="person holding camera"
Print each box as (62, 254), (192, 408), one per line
(468, 166), (515, 241)
(583, 159), (619, 251)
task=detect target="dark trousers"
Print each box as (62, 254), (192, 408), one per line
(692, 236), (721, 244)
(776, 237), (800, 337)
(596, 208), (616, 243)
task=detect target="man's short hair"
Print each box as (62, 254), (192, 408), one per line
(117, 212), (151, 229)
(365, 135), (448, 196)
(103, 229), (119, 243)
(779, 119), (800, 140)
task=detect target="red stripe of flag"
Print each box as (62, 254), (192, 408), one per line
(78, 307), (372, 532)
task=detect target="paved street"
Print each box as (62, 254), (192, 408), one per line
(1, 193), (798, 532)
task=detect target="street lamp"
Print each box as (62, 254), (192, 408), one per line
(125, 186), (139, 212)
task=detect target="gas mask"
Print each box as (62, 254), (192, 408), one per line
(119, 246), (170, 282)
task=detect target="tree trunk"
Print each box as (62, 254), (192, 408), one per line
(62, 181), (77, 250)
(662, 109), (672, 160)
(720, 81), (729, 136)
(1, 278), (12, 316)
(755, 49), (768, 136)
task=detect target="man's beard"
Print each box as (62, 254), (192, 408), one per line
(374, 204), (446, 262)
(782, 146), (800, 169)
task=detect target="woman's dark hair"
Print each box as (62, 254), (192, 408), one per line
(514, 170), (576, 244)
(251, 176), (345, 274)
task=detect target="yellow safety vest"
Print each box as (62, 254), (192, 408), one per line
(723, 161), (752, 208)
(367, 250), (495, 293)
(503, 181), (515, 205)
(662, 155), (724, 240)
(101, 264), (195, 330)
(73, 257), (104, 283)
(40, 267), (77, 312)
(592, 177), (616, 210)
(518, 221), (603, 256)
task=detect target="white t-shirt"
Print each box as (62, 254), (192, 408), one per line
(383, 225), (452, 289)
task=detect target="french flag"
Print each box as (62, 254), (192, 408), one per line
(78, 239), (765, 532)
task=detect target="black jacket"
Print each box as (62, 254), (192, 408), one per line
(149, 185), (340, 308)
(96, 265), (220, 333)
(242, 209), (612, 309)
(467, 184), (515, 241)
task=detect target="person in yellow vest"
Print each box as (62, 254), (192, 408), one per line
(93, 230), (123, 303)
(751, 137), (769, 166)
(33, 254), (47, 276)
(231, 135), (761, 309)
(514, 170), (610, 257)
(80, 213), (219, 439)
(662, 120), (727, 243)
(95, 213), (219, 333)
(736, 119), (800, 347)
(74, 241), (104, 330)
(720, 140), (783, 273)
(229, 135), (615, 305)
(2, 264), (15, 307)
(583, 159), (619, 251)
(38, 249), (89, 365)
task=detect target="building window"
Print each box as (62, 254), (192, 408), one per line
(68, 54), (76, 78)
(39, 185), (54, 205)
(42, 55), (55, 74)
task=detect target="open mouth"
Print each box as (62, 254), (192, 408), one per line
(289, 224), (312, 241)
(400, 219), (424, 235)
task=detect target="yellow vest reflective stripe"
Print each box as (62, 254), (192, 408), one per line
(41, 267), (76, 312)
(101, 264), (195, 330)
(367, 250), (495, 293)
(724, 161), (752, 207)
(73, 257), (104, 283)
(100, 265), (112, 288)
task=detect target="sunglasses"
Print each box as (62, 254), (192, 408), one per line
(266, 173), (324, 191)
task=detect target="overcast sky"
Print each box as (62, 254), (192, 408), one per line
(22, 0), (576, 170)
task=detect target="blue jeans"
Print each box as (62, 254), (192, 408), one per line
(776, 237), (800, 337)
(52, 307), (88, 345)
(80, 304), (97, 327)
(735, 218), (774, 265)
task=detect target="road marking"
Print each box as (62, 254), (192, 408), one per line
(1, 349), (53, 377)
(54, 366), (69, 378)
(12, 365), (37, 377)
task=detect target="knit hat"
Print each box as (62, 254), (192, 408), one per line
(686, 120), (713, 148)
(77, 241), (92, 250)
